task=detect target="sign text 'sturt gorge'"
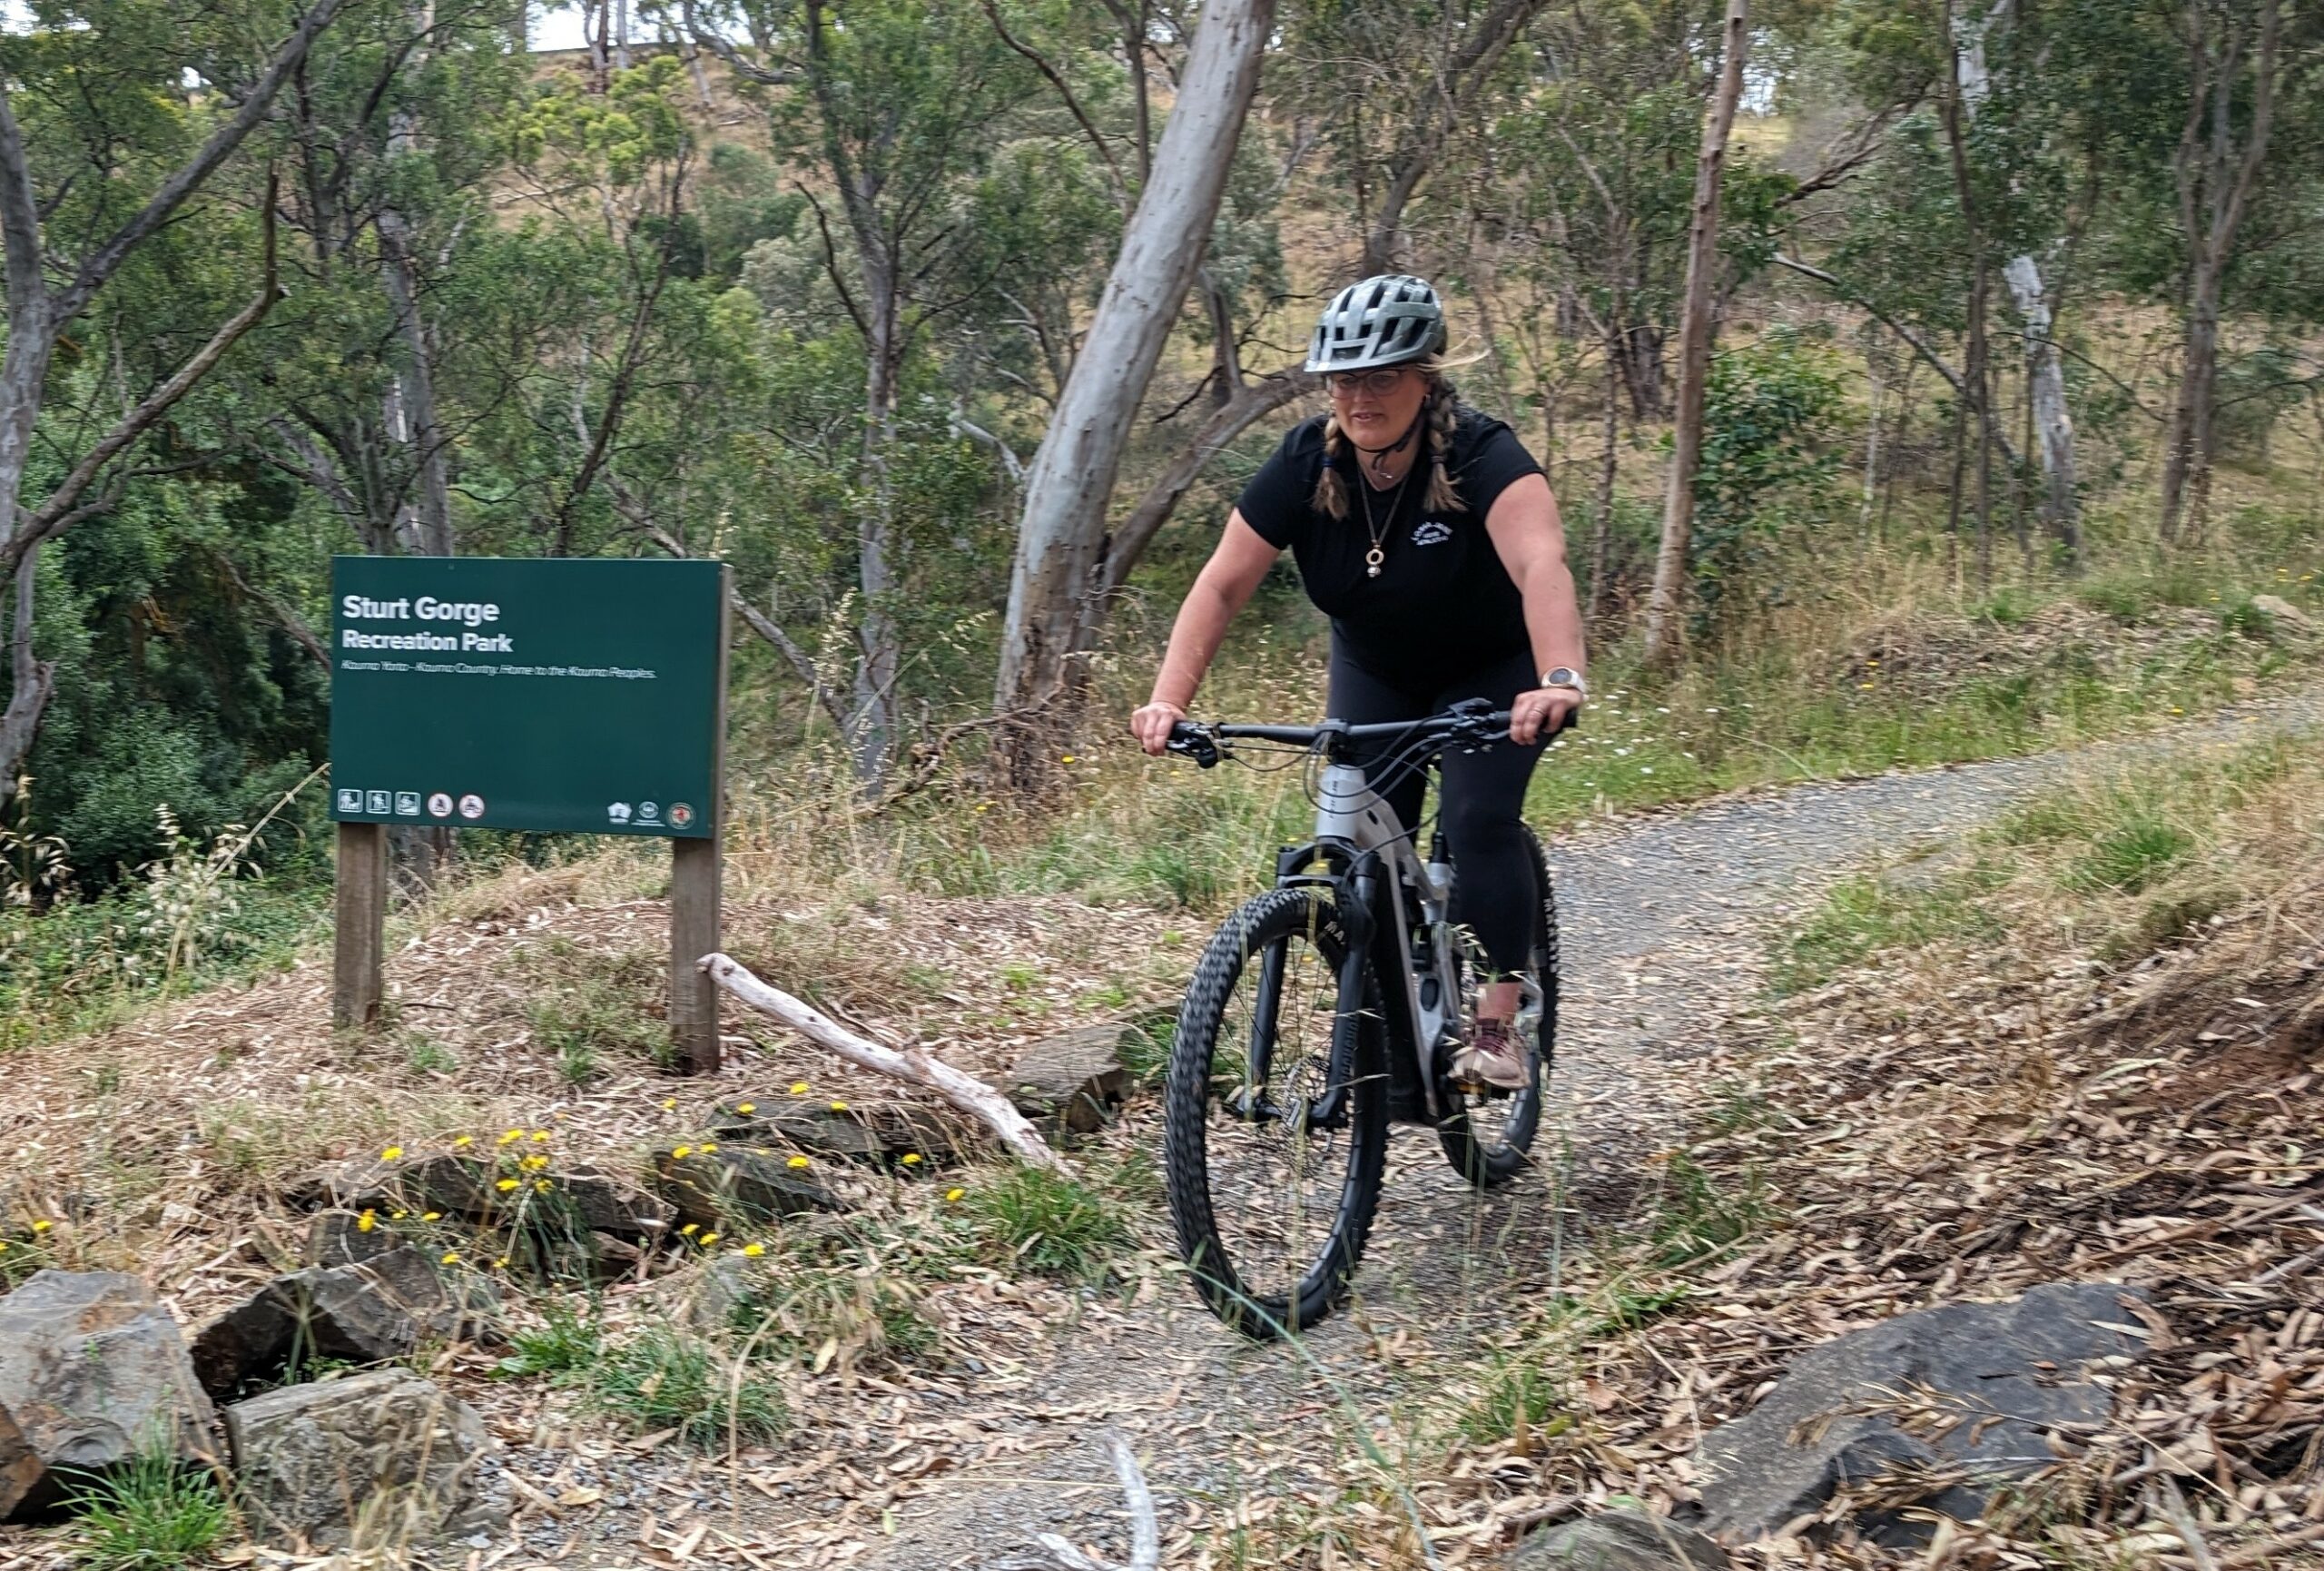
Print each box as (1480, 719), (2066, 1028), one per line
(328, 557), (724, 837)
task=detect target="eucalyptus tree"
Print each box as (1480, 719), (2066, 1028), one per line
(0, 0), (351, 793)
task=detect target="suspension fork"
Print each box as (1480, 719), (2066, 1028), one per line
(1301, 858), (1379, 1130)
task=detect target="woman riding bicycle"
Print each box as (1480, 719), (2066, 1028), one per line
(1130, 273), (1587, 1092)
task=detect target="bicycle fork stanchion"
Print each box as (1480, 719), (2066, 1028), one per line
(1230, 938), (1290, 1124)
(1306, 866), (1378, 1131)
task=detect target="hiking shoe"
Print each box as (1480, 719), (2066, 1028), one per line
(1451, 1016), (1530, 1092)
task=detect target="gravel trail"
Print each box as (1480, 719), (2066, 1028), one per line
(626, 691), (2324, 1569)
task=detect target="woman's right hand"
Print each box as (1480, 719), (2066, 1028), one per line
(1129, 700), (1187, 756)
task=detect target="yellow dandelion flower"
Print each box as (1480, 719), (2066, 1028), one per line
(790, 1081), (810, 1095)
(30, 1220), (51, 1233)
(661, 1097), (676, 1111)
(736, 1102), (756, 1115)
(944, 1188), (965, 1203)
(451, 1135), (473, 1148)
(357, 1210), (378, 1233)
(531, 1131), (551, 1143)
(498, 1130), (522, 1145)
(786, 1155), (811, 1170)
(741, 1242), (765, 1258)
(1061, 754), (1076, 764)
(535, 1180), (551, 1193)
(682, 1222), (700, 1235)
(440, 1250), (460, 1265)
(901, 1153), (922, 1166)
(421, 1211), (442, 1222)
(699, 1232), (719, 1247)
(497, 1178), (520, 1192)
(521, 1154), (547, 1171)
(0, 1241), (9, 1252)
(829, 1101), (848, 1113)
(975, 804), (990, 814)
(390, 1210), (409, 1220)
(380, 1146), (403, 1161)
(673, 1144), (694, 1159)
(492, 1258), (508, 1270)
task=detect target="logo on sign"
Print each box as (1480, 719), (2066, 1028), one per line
(458, 794), (486, 820)
(337, 787), (364, 814)
(667, 802), (694, 829)
(366, 790), (392, 814)
(395, 792), (421, 816)
(606, 802), (633, 824)
(428, 792), (454, 819)
(636, 801), (661, 825)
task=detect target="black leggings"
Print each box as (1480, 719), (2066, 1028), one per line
(1326, 640), (1545, 975)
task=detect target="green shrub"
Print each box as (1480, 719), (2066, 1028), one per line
(2068, 817), (2191, 894)
(497, 1299), (602, 1377)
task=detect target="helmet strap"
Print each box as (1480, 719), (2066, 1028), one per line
(1349, 410), (1423, 485)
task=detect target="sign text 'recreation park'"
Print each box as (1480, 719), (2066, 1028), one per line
(328, 556), (724, 838)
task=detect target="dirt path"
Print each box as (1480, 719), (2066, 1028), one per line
(503, 693), (2324, 1570)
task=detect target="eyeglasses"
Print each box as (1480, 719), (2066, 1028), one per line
(1324, 368), (1410, 397)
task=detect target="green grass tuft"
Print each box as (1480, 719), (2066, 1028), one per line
(584, 1324), (786, 1447)
(960, 1164), (1132, 1282)
(64, 1450), (234, 1571)
(497, 1299), (602, 1377)
(1776, 866), (2005, 993)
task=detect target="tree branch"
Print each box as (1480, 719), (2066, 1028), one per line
(976, 0), (1131, 211)
(5, 179), (281, 572)
(57, 0), (346, 322)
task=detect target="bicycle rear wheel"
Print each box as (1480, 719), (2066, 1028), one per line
(1163, 886), (1389, 1338)
(1438, 824), (1559, 1188)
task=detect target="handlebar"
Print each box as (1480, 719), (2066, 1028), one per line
(1165, 699), (1513, 769)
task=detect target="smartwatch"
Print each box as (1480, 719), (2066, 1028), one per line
(1541, 667), (1588, 701)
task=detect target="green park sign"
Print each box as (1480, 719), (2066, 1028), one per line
(328, 555), (733, 1073)
(328, 556), (725, 838)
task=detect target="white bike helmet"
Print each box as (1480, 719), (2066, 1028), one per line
(1305, 273), (1448, 373)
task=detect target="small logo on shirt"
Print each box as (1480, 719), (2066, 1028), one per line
(1412, 519), (1452, 547)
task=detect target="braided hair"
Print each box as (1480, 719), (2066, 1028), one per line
(1312, 360), (1467, 521)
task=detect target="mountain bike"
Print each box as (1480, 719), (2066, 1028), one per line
(1158, 699), (1558, 1338)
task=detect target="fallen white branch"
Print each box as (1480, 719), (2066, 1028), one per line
(701, 953), (1072, 1175)
(1029, 1434), (1160, 1571)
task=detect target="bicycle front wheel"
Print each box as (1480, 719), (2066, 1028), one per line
(1163, 886), (1389, 1339)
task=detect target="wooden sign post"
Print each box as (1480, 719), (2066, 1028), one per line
(327, 557), (730, 1072)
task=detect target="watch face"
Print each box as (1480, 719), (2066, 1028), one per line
(1545, 667), (1578, 687)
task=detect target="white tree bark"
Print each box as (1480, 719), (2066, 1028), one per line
(1960, 0), (2078, 542)
(702, 953), (1073, 1175)
(992, 0), (1274, 726)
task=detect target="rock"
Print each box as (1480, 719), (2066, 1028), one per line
(650, 1149), (839, 1229)
(655, 1255), (764, 1334)
(307, 1210), (401, 1269)
(0, 1270), (219, 1518)
(285, 1153), (493, 1218)
(2250, 594), (2316, 634)
(992, 1024), (1131, 1138)
(189, 1248), (475, 1399)
(711, 1101), (964, 1166)
(546, 1166), (678, 1236)
(1511, 1510), (1728, 1570)
(224, 1369), (503, 1549)
(1696, 1282), (2149, 1545)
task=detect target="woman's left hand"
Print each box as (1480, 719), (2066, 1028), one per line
(1510, 685), (1581, 746)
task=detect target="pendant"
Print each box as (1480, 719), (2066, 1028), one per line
(1365, 545), (1384, 578)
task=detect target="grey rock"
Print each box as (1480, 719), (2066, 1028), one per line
(1696, 1282), (2147, 1545)
(536, 1168), (674, 1240)
(1510, 1511), (1728, 1571)
(712, 1101), (964, 1166)
(189, 1248), (476, 1398)
(224, 1368), (503, 1549)
(306, 1211), (401, 1269)
(651, 1149), (838, 1229)
(654, 1255), (764, 1334)
(286, 1154), (493, 1219)
(2250, 594), (2317, 635)
(992, 1024), (1131, 1138)
(0, 1270), (220, 1519)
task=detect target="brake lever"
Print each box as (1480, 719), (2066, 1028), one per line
(1166, 731), (1222, 769)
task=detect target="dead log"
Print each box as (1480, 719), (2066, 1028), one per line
(700, 953), (1072, 1176)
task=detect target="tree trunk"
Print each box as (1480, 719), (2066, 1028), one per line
(849, 302), (905, 786)
(1590, 339), (1618, 626)
(1640, 0), (1747, 668)
(2003, 254), (2077, 559)
(992, 0), (1274, 764)
(0, 544), (54, 792)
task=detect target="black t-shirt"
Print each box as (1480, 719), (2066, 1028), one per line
(1236, 408), (1543, 689)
